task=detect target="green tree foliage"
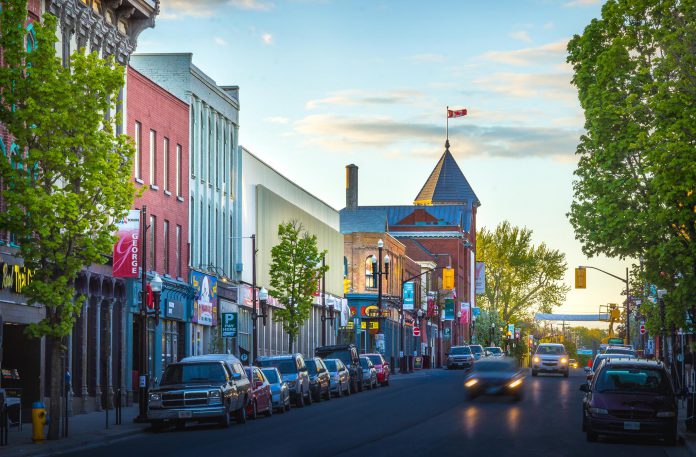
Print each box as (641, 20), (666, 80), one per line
(476, 221), (570, 324)
(269, 221), (328, 353)
(567, 0), (696, 333)
(0, 3), (135, 439)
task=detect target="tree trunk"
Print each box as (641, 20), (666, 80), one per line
(48, 336), (63, 440)
(289, 334), (294, 353)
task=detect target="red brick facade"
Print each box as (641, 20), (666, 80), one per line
(126, 67), (190, 280)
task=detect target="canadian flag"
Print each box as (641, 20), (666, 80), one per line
(447, 108), (467, 118)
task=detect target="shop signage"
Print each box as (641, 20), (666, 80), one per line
(402, 281), (415, 311)
(220, 300), (238, 338)
(113, 210), (141, 278)
(0, 262), (33, 294)
(192, 271), (217, 326)
(165, 300), (186, 321)
(444, 299), (454, 320)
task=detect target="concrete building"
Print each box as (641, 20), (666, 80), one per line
(130, 53), (242, 357)
(240, 148), (343, 360)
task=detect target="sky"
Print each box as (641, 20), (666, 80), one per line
(139, 0), (628, 327)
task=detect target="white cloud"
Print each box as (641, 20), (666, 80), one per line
(403, 54), (447, 63)
(214, 37), (229, 46)
(543, 21), (556, 29)
(266, 116), (290, 124)
(160, 0), (273, 19)
(474, 72), (576, 102)
(481, 39), (569, 66)
(510, 31), (532, 43)
(564, 0), (601, 7)
(229, 0), (274, 11)
(306, 89), (425, 109)
(262, 33), (274, 45)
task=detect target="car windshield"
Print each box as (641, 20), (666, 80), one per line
(486, 347), (502, 354)
(593, 354), (631, 368)
(160, 363), (227, 385)
(537, 346), (564, 355)
(475, 360), (516, 372)
(594, 367), (672, 395)
(450, 347), (471, 355)
(317, 350), (351, 365)
(305, 360), (319, 374)
(324, 360), (337, 371)
(470, 346), (483, 354)
(367, 355), (382, 365)
(262, 369), (279, 384)
(360, 358), (370, 369)
(605, 348), (635, 356)
(257, 359), (297, 374)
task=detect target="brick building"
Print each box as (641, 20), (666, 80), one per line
(125, 66), (193, 402)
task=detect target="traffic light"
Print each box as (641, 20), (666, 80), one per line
(575, 267), (586, 289)
(343, 279), (351, 294)
(442, 268), (454, 290)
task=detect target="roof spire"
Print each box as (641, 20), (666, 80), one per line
(413, 141), (480, 207)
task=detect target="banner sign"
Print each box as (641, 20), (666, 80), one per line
(475, 262), (485, 294)
(403, 281), (415, 311)
(444, 298), (454, 320)
(427, 293), (437, 317)
(113, 210), (141, 278)
(220, 300), (238, 337)
(460, 302), (470, 325)
(192, 271), (217, 326)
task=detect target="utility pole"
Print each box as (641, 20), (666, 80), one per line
(136, 205), (148, 422)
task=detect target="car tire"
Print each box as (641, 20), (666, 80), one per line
(346, 382), (352, 396)
(150, 420), (167, 432)
(265, 397), (273, 417)
(324, 386), (331, 401)
(563, 371), (569, 378)
(305, 387), (313, 406)
(581, 413), (587, 432)
(314, 389), (322, 403)
(235, 401), (247, 424)
(586, 429), (598, 442)
(336, 383), (343, 398)
(285, 394), (291, 411)
(295, 391), (304, 408)
(249, 400), (258, 420)
(358, 379), (364, 392)
(219, 405), (232, 428)
(532, 370), (538, 377)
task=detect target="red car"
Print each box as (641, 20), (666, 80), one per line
(244, 366), (273, 419)
(364, 353), (390, 386)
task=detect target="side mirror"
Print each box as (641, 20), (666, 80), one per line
(232, 373), (242, 381)
(579, 384), (590, 393)
(583, 367), (591, 373)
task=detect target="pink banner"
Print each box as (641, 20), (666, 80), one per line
(113, 210), (141, 278)
(460, 303), (470, 325)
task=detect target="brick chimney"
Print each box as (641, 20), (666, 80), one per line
(346, 164), (358, 209)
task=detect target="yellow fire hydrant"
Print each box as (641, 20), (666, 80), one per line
(31, 401), (47, 442)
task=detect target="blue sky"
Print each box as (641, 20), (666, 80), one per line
(140, 0), (628, 324)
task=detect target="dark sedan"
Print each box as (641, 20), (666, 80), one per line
(464, 358), (524, 401)
(581, 359), (678, 444)
(305, 357), (332, 402)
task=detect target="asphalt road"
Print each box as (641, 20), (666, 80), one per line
(65, 368), (690, 457)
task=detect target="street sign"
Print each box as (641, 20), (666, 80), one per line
(413, 326), (421, 337)
(221, 312), (238, 337)
(640, 324), (646, 335)
(443, 327), (451, 339)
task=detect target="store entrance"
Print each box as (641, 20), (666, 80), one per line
(1, 323), (41, 422)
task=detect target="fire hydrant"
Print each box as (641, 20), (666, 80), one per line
(31, 401), (47, 442)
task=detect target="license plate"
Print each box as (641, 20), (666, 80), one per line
(624, 421), (640, 430)
(486, 387), (500, 394)
(178, 411), (192, 419)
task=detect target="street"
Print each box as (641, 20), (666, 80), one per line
(65, 369), (690, 457)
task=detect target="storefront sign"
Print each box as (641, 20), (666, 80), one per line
(165, 300), (186, 321)
(444, 299), (454, 320)
(0, 262), (33, 294)
(192, 271), (217, 326)
(220, 299), (238, 338)
(402, 281), (415, 311)
(113, 210), (141, 278)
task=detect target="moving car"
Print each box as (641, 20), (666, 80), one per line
(470, 345), (485, 360)
(261, 367), (291, 413)
(447, 346), (474, 370)
(315, 344), (364, 393)
(324, 358), (351, 397)
(464, 357), (525, 401)
(244, 366), (273, 419)
(531, 343), (569, 377)
(305, 357), (332, 402)
(364, 353), (390, 386)
(569, 359), (579, 369)
(147, 354), (250, 429)
(581, 359), (678, 444)
(484, 347), (504, 358)
(256, 354), (312, 407)
(359, 356), (378, 390)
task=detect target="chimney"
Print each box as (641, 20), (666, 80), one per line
(346, 164), (358, 209)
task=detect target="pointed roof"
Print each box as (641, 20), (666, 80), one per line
(414, 140), (480, 207)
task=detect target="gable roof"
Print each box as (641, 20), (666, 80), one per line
(340, 204), (471, 234)
(414, 140), (480, 207)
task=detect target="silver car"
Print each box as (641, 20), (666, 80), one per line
(531, 343), (569, 377)
(359, 356), (378, 390)
(261, 367), (291, 413)
(324, 358), (350, 397)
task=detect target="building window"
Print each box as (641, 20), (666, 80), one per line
(161, 320), (181, 372)
(365, 256), (377, 289)
(190, 109), (196, 177)
(176, 224), (182, 278)
(149, 215), (156, 270)
(163, 219), (170, 275)
(214, 208), (218, 267)
(163, 137), (169, 192)
(149, 130), (156, 186)
(176, 144), (182, 197)
(207, 204), (211, 263)
(199, 200), (203, 265)
(344, 257), (348, 277)
(134, 122), (142, 179)
(208, 118), (213, 184)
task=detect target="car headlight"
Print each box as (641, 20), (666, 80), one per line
(332, 375), (340, 381)
(560, 358), (568, 364)
(149, 393), (161, 402)
(657, 411), (676, 418)
(465, 378), (478, 388)
(208, 390), (222, 405)
(589, 407), (608, 416)
(533, 356), (540, 363)
(508, 379), (522, 389)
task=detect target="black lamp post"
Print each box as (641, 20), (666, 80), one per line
(372, 239), (389, 354)
(320, 255), (327, 346)
(252, 286), (269, 363)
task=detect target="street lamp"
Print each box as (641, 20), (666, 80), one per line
(259, 287), (269, 325)
(151, 272), (163, 326)
(371, 240), (389, 354)
(252, 285), (269, 363)
(319, 255), (328, 345)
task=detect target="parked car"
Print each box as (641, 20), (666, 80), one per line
(586, 353), (635, 384)
(531, 343), (569, 377)
(603, 345), (637, 357)
(315, 344), (364, 393)
(359, 356), (378, 390)
(261, 367), (291, 413)
(447, 346), (474, 370)
(469, 345), (485, 360)
(323, 358), (351, 397)
(364, 353), (390, 386)
(243, 366), (273, 419)
(484, 347), (504, 358)
(305, 357), (332, 402)
(464, 357), (525, 401)
(257, 354), (312, 407)
(581, 359), (678, 445)
(147, 354), (250, 430)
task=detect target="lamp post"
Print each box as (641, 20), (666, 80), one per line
(416, 308), (424, 355)
(371, 239), (389, 354)
(151, 273), (163, 326)
(252, 285), (269, 364)
(320, 255), (327, 346)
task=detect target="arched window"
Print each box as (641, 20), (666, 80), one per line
(343, 256), (348, 278)
(365, 256), (377, 289)
(10, 143), (22, 170)
(26, 23), (37, 53)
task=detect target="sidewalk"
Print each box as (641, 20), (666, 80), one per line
(1, 405), (148, 457)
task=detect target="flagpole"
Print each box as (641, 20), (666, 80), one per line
(446, 105), (449, 141)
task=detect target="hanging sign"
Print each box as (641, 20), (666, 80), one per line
(113, 210), (141, 278)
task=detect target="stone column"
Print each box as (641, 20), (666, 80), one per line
(104, 298), (114, 409)
(65, 329), (73, 416)
(80, 295), (89, 414)
(93, 297), (102, 411)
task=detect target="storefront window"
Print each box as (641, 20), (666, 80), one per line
(161, 320), (180, 369)
(147, 319), (156, 379)
(238, 307), (251, 356)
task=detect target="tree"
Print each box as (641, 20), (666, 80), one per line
(476, 221), (570, 324)
(0, 3), (136, 440)
(268, 221), (328, 353)
(567, 0), (696, 334)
